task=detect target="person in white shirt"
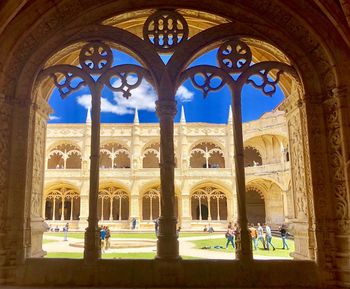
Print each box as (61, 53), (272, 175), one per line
(265, 224), (275, 251)
(257, 223), (266, 249)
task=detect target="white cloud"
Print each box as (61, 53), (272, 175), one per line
(176, 85), (194, 102)
(49, 115), (61, 120)
(76, 78), (194, 115)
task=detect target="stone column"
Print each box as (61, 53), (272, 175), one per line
(84, 87), (102, 262)
(78, 182), (90, 230)
(156, 99), (179, 259)
(28, 96), (52, 258)
(281, 94), (311, 259)
(180, 186), (191, 229)
(231, 94), (252, 262)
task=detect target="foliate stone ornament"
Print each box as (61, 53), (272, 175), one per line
(143, 10), (189, 52)
(79, 42), (113, 74)
(217, 39), (252, 73)
(181, 39), (297, 99)
(189, 68), (226, 98)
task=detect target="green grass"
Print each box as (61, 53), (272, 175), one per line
(190, 237), (294, 258)
(45, 252), (199, 259)
(45, 231), (219, 240)
(42, 239), (58, 244)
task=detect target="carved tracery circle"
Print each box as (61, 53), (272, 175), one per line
(79, 42), (113, 74)
(217, 39), (252, 73)
(143, 10), (189, 52)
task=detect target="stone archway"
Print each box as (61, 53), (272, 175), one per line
(246, 188), (266, 225)
(0, 2), (349, 288)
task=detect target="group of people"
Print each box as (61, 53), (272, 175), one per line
(224, 222), (290, 251)
(203, 224), (215, 233)
(248, 223), (289, 251)
(100, 225), (111, 253)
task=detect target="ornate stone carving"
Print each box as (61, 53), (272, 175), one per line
(143, 10), (189, 52)
(324, 97), (348, 223)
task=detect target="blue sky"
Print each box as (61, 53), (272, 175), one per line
(48, 49), (284, 124)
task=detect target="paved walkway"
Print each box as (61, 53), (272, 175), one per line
(43, 234), (291, 260)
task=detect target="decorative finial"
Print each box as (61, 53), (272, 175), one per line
(180, 105), (186, 123)
(134, 108), (139, 124)
(86, 107), (91, 123)
(228, 105), (232, 124)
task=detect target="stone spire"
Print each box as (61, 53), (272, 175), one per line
(228, 105), (232, 124)
(134, 108), (139, 124)
(180, 105), (186, 123)
(86, 107), (91, 123)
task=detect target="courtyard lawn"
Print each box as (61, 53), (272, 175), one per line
(45, 231), (219, 240)
(42, 239), (58, 244)
(190, 237), (294, 258)
(45, 252), (198, 259)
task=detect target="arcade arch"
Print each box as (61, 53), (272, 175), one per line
(100, 142), (130, 169)
(244, 146), (262, 167)
(244, 134), (288, 165)
(189, 141), (225, 168)
(2, 2), (349, 287)
(141, 185), (179, 220)
(47, 143), (82, 169)
(246, 179), (285, 226)
(98, 184), (130, 221)
(142, 142), (160, 168)
(190, 184), (228, 221)
(44, 184), (80, 221)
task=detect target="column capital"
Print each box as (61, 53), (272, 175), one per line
(156, 100), (177, 117)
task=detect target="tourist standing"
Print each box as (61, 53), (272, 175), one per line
(100, 226), (106, 253)
(249, 223), (258, 250)
(154, 218), (159, 236)
(279, 224), (289, 250)
(225, 225), (235, 249)
(265, 224), (275, 251)
(105, 226), (111, 250)
(131, 217), (137, 230)
(257, 223), (266, 249)
(63, 223), (69, 241)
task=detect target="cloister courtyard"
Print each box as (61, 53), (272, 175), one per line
(42, 230), (294, 260)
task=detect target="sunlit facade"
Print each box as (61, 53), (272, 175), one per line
(43, 108), (291, 230)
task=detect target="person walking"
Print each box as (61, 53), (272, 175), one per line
(249, 223), (258, 250)
(257, 223), (266, 249)
(225, 225), (235, 249)
(279, 224), (289, 250)
(265, 224), (275, 251)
